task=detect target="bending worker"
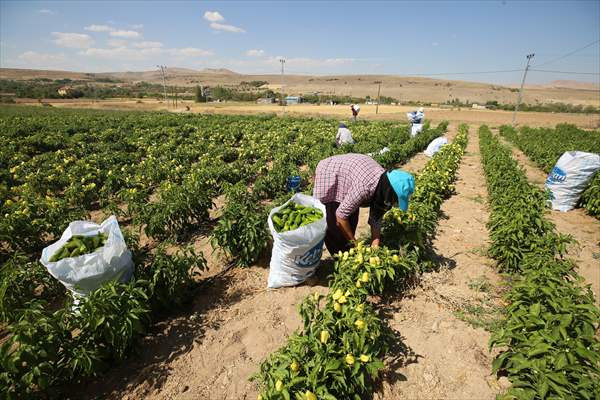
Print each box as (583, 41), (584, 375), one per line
(335, 122), (355, 147)
(313, 153), (414, 254)
(350, 104), (360, 122)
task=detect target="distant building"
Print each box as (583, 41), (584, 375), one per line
(472, 103), (487, 110)
(285, 96), (302, 105)
(256, 97), (276, 104)
(57, 86), (73, 96)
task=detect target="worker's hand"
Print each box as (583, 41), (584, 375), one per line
(371, 238), (381, 248)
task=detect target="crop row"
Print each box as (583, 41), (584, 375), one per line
(0, 106), (449, 397)
(479, 126), (600, 400)
(252, 125), (468, 399)
(499, 124), (600, 218)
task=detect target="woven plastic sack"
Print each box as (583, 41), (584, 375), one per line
(545, 151), (600, 212)
(40, 216), (133, 297)
(267, 194), (327, 288)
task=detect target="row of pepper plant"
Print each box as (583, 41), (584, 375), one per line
(0, 105), (449, 398)
(478, 125), (600, 400)
(252, 124), (468, 399)
(499, 123), (600, 219)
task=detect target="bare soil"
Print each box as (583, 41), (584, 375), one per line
(27, 99), (600, 129)
(379, 126), (507, 399)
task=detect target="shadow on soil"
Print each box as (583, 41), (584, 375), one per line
(64, 265), (255, 400)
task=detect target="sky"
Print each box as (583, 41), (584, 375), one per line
(0, 0), (599, 84)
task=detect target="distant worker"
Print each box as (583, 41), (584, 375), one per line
(335, 122), (355, 147)
(351, 104), (360, 122)
(313, 154), (414, 253)
(407, 107), (424, 124)
(407, 107), (425, 137)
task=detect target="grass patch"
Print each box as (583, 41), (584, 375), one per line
(455, 275), (504, 331)
(468, 244), (489, 257)
(466, 194), (485, 204)
(468, 275), (493, 293)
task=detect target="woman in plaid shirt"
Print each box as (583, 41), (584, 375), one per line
(313, 153), (414, 254)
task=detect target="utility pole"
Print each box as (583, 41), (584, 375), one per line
(375, 81), (382, 114)
(512, 53), (534, 125)
(157, 65), (167, 105)
(279, 58), (286, 112)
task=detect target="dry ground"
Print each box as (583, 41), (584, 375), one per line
(3, 67), (599, 106)
(19, 98), (600, 129)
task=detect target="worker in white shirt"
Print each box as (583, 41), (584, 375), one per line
(335, 122), (355, 147)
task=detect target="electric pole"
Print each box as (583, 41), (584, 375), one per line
(512, 53), (534, 125)
(375, 81), (382, 114)
(157, 65), (167, 105)
(280, 58), (286, 112)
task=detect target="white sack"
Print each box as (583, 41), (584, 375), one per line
(410, 123), (423, 137)
(545, 151), (600, 212)
(424, 137), (448, 157)
(267, 194), (327, 288)
(40, 215), (133, 297)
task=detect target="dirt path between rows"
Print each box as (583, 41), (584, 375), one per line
(73, 129), (460, 400)
(377, 126), (508, 399)
(495, 130), (600, 306)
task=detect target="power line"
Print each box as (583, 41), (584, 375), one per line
(530, 69), (600, 76)
(533, 40), (600, 68)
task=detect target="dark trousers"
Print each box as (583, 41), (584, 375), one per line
(324, 202), (359, 255)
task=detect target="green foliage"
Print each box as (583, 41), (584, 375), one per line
(141, 245), (207, 311)
(211, 183), (269, 266)
(479, 125), (600, 400)
(0, 253), (64, 322)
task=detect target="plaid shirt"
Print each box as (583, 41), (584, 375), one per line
(313, 154), (385, 228)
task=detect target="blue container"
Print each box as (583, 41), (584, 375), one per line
(286, 175), (301, 193)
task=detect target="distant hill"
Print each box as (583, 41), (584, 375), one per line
(546, 80), (599, 91)
(199, 68), (238, 75)
(1, 67), (598, 106)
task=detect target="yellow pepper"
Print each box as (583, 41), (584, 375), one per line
(345, 354), (355, 365)
(290, 360), (299, 372)
(320, 330), (330, 344)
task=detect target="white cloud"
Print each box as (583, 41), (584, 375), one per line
(51, 32), (94, 49)
(170, 47), (213, 57)
(130, 24), (144, 29)
(107, 39), (128, 47)
(38, 9), (56, 15)
(18, 51), (66, 66)
(109, 30), (141, 38)
(204, 11), (224, 22)
(209, 22), (245, 33)
(133, 41), (163, 48)
(85, 24), (114, 32)
(246, 49), (265, 57)
(80, 46), (213, 60)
